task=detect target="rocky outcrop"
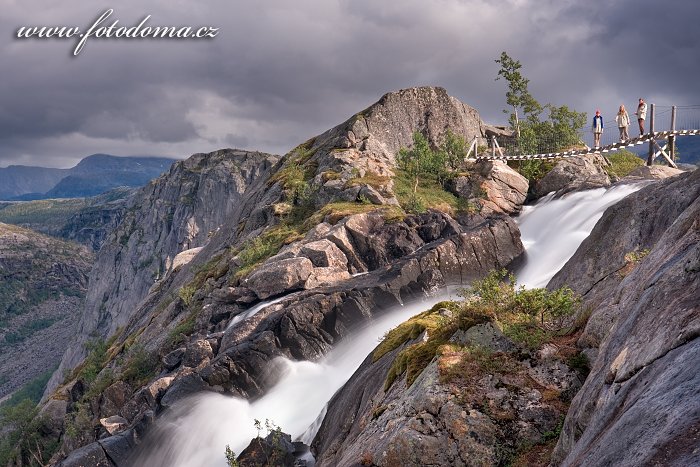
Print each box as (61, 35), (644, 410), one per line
(548, 170), (699, 348)
(550, 168), (700, 466)
(447, 160), (529, 215)
(152, 211), (524, 401)
(306, 86), (488, 206)
(534, 154), (610, 198)
(312, 317), (582, 466)
(46, 149), (281, 396)
(624, 164), (684, 180)
(0, 223), (93, 399)
(41, 87), (529, 464)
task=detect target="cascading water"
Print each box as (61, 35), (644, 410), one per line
(134, 183), (644, 467)
(132, 291), (459, 467)
(515, 183), (645, 288)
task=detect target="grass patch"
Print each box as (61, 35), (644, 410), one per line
(121, 346), (159, 388)
(507, 159), (556, 183)
(0, 367), (56, 408)
(605, 150), (644, 178)
(167, 312), (197, 348)
(345, 171), (391, 190)
(393, 169), (459, 214)
(377, 270), (582, 390)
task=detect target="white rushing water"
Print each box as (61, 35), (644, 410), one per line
(134, 290), (460, 467)
(136, 184), (643, 467)
(515, 183), (644, 288)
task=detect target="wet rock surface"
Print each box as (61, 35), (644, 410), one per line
(550, 169), (700, 467)
(534, 154), (610, 199)
(549, 169), (700, 347)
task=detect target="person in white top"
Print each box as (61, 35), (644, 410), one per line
(615, 105), (630, 142)
(635, 98), (648, 135)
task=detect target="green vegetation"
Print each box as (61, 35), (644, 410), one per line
(0, 399), (59, 466)
(167, 312), (197, 347)
(624, 248), (650, 264)
(507, 159), (556, 183)
(376, 269), (582, 390)
(393, 131), (475, 214)
(496, 51), (586, 155)
(226, 419), (285, 467)
(3, 317), (57, 344)
(0, 198), (87, 229)
(178, 284), (197, 307)
(121, 345), (159, 388)
(0, 368), (56, 409)
(605, 150), (645, 178)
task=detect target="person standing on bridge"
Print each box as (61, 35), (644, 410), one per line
(635, 98), (648, 135)
(616, 105), (630, 142)
(592, 110), (604, 147)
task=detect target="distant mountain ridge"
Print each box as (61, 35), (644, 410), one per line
(0, 154), (178, 200)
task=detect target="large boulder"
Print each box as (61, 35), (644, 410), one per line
(245, 257), (314, 299)
(534, 154), (610, 198)
(448, 161), (529, 215)
(308, 86), (489, 206)
(550, 169), (700, 467)
(624, 164), (684, 180)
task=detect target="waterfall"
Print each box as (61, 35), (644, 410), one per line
(132, 184), (644, 467)
(515, 183), (645, 288)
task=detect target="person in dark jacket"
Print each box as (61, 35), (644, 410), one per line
(592, 110), (604, 148)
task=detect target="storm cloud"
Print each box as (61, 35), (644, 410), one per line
(1, 0), (699, 167)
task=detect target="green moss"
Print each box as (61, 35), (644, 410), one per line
(178, 284), (197, 307)
(605, 150), (644, 178)
(393, 169), (460, 214)
(378, 270), (582, 390)
(167, 312), (197, 347)
(507, 159), (556, 183)
(345, 171), (391, 190)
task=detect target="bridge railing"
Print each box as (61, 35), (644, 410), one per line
(473, 104), (700, 165)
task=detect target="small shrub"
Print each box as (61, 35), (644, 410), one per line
(121, 346), (159, 388)
(605, 150), (644, 178)
(178, 285), (196, 307)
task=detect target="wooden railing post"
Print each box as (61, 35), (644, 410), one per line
(646, 103), (655, 166)
(669, 105), (677, 163)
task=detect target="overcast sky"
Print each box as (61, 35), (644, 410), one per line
(1, 0), (699, 168)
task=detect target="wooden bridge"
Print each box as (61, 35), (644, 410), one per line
(470, 104), (699, 168)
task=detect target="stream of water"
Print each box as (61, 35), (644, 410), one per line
(134, 184), (643, 467)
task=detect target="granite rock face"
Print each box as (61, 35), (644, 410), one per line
(448, 160), (529, 215)
(312, 318), (581, 467)
(0, 223), (93, 400)
(534, 154), (610, 198)
(307, 86), (488, 206)
(46, 149), (281, 396)
(548, 170), (700, 347)
(549, 168), (700, 466)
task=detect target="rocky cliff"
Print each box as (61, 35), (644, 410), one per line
(0, 223), (93, 400)
(547, 168), (700, 466)
(45, 149), (280, 397)
(30, 87), (538, 466)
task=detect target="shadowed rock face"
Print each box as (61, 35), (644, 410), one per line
(548, 170), (699, 348)
(549, 168), (700, 466)
(46, 149), (281, 396)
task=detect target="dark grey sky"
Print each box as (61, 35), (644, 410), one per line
(2, 0), (699, 168)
